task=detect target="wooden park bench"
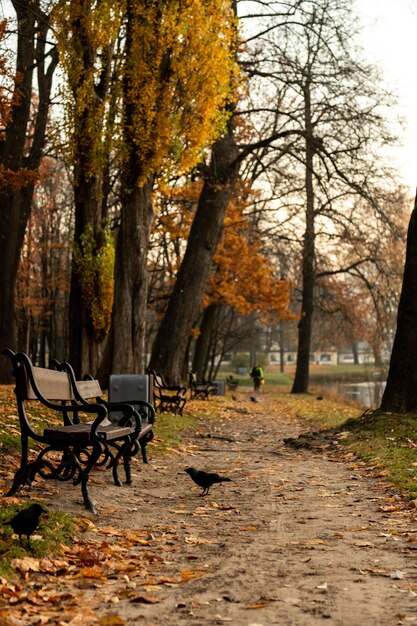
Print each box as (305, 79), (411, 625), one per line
(226, 375), (239, 391)
(146, 369), (187, 416)
(3, 349), (155, 514)
(188, 370), (218, 400)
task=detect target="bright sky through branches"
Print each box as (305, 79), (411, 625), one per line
(355, 0), (417, 193)
(1, 0), (415, 192)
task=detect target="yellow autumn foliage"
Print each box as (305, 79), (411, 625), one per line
(123, 0), (237, 183)
(54, 1), (236, 185)
(53, 0), (123, 177)
(72, 223), (115, 341)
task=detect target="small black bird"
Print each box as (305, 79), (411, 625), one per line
(4, 503), (46, 549)
(185, 467), (232, 496)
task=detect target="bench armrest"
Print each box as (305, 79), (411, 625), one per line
(163, 385), (186, 394)
(106, 400), (156, 426)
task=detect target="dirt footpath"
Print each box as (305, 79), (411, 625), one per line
(4, 393), (417, 625)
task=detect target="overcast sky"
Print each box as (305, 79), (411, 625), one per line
(355, 0), (417, 193)
(1, 0), (415, 192)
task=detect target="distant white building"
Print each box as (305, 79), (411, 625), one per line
(268, 341), (375, 366)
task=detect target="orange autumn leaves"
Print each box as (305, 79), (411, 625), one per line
(152, 183), (293, 322)
(204, 202), (293, 322)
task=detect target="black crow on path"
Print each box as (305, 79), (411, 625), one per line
(185, 467), (231, 496)
(4, 503), (46, 549)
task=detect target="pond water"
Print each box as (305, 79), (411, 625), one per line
(327, 381), (386, 409)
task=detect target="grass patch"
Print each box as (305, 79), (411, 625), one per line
(263, 372), (293, 386)
(149, 400), (223, 454)
(308, 363), (383, 383)
(0, 502), (75, 580)
(267, 388), (363, 429)
(149, 412), (199, 454)
(341, 411), (417, 500)
(216, 371), (293, 387)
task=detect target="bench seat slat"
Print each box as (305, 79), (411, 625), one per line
(43, 423), (135, 441)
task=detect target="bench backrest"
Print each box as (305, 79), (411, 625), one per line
(24, 366), (73, 401)
(74, 378), (103, 401)
(147, 369), (165, 389)
(6, 351), (101, 404)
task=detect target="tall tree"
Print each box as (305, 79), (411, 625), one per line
(149, 0), (311, 383)
(191, 194), (293, 377)
(54, 0), (121, 376)
(242, 0), (400, 393)
(98, 0), (236, 383)
(0, 2), (58, 382)
(380, 195), (417, 412)
(149, 114), (241, 382)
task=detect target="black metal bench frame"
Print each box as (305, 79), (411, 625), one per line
(51, 359), (155, 465)
(188, 371), (218, 400)
(146, 369), (187, 416)
(3, 349), (155, 514)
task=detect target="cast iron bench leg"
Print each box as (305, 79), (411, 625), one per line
(140, 439), (148, 464)
(123, 448), (132, 484)
(81, 475), (96, 514)
(78, 442), (102, 514)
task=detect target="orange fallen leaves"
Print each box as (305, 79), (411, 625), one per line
(75, 565), (107, 580)
(99, 615), (126, 625)
(0, 608), (23, 626)
(11, 557), (40, 574)
(130, 593), (161, 604)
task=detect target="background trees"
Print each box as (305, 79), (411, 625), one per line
(0, 0), (408, 396)
(0, 1), (58, 382)
(239, 0), (404, 392)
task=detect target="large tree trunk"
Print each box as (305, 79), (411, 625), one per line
(0, 192), (23, 378)
(98, 181), (154, 386)
(0, 2), (57, 382)
(380, 197), (417, 412)
(149, 127), (240, 384)
(97, 0), (156, 386)
(192, 303), (218, 378)
(68, 161), (106, 377)
(67, 3), (114, 378)
(292, 81), (315, 394)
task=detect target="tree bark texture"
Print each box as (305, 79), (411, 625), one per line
(68, 3), (114, 377)
(149, 128), (240, 384)
(192, 303), (219, 378)
(68, 143), (107, 377)
(0, 2), (57, 382)
(98, 181), (154, 385)
(380, 198), (417, 412)
(292, 82), (315, 394)
(97, 0), (157, 385)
